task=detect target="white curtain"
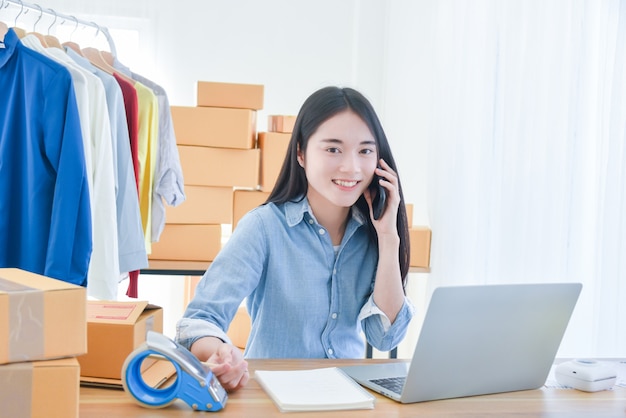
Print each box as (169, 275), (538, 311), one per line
(424, 0), (625, 357)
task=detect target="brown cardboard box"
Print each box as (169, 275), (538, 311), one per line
(0, 268), (86, 365)
(0, 357), (80, 418)
(77, 301), (163, 380)
(233, 189), (270, 230)
(178, 145), (260, 188)
(227, 306), (251, 349)
(268, 115), (296, 133)
(258, 131), (290, 191)
(197, 81), (264, 110)
(171, 106), (257, 149)
(409, 226), (432, 268)
(165, 185), (233, 225)
(149, 224), (222, 261)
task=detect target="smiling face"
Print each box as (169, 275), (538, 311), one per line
(297, 110), (378, 218)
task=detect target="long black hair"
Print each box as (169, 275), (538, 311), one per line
(266, 86), (411, 289)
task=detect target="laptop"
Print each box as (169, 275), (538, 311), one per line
(341, 282), (582, 403)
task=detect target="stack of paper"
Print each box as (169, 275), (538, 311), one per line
(255, 367), (376, 412)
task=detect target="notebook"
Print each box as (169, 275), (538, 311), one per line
(341, 282), (582, 403)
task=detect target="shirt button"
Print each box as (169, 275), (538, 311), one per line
(308, 219), (314, 224)
(318, 229), (325, 235)
(328, 348), (334, 355)
(331, 313), (337, 319)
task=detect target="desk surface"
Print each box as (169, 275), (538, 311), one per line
(80, 358), (626, 417)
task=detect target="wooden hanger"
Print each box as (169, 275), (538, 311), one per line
(63, 41), (84, 56)
(0, 0), (6, 39)
(82, 47), (134, 83)
(0, 21), (8, 41)
(81, 46), (115, 73)
(45, 34), (63, 49)
(101, 50), (114, 66)
(26, 31), (49, 47)
(11, 26), (26, 38)
(26, 4), (48, 47)
(43, 9), (63, 49)
(8, 0), (26, 38)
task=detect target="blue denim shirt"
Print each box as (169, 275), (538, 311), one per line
(176, 197), (413, 358)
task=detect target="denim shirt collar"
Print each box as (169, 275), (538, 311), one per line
(284, 196), (367, 229)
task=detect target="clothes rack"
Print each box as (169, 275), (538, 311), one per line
(3, 0), (117, 56)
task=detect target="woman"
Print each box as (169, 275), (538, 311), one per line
(176, 86), (413, 392)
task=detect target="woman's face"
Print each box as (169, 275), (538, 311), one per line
(298, 110), (378, 213)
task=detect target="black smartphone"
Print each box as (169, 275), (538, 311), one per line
(368, 174), (386, 220)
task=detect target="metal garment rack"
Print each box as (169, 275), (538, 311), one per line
(3, 0), (117, 56)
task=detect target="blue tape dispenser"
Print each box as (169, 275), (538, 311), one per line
(122, 331), (228, 411)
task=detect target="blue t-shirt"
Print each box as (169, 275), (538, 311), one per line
(0, 29), (92, 285)
(177, 197), (413, 358)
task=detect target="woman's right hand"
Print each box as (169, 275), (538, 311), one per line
(190, 336), (249, 392)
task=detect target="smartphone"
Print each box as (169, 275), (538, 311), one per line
(368, 174), (386, 220)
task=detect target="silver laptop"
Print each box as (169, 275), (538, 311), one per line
(341, 282), (582, 403)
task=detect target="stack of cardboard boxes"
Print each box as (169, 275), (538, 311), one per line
(150, 81), (266, 261)
(0, 268), (86, 418)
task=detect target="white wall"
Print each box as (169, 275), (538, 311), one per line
(6, 0), (423, 204)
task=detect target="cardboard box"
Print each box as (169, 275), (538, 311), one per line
(233, 189), (270, 230)
(165, 185), (233, 225)
(0, 357), (80, 418)
(409, 226), (431, 268)
(227, 306), (251, 350)
(258, 131), (290, 191)
(178, 145), (260, 188)
(149, 224), (222, 262)
(80, 357), (176, 390)
(77, 301), (163, 380)
(0, 268), (86, 365)
(268, 115), (296, 133)
(171, 106), (257, 149)
(197, 81), (264, 110)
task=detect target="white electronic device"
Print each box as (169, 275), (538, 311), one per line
(555, 359), (617, 392)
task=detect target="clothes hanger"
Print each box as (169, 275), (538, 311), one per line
(82, 23), (134, 83)
(25, 4), (49, 47)
(61, 15), (83, 56)
(80, 23), (112, 72)
(101, 50), (114, 66)
(43, 8), (63, 49)
(11, 0), (27, 38)
(81, 46), (113, 72)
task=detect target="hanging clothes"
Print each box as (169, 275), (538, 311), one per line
(22, 34), (121, 300)
(113, 59), (186, 242)
(0, 28), (92, 285)
(65, 47), (148, 278)
(133, 82), (159, 253)
(113, 72), (140, 190)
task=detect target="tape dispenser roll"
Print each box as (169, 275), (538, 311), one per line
(121, 331), (228, 411)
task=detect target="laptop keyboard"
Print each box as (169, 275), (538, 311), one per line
(370, 376), (406, 395)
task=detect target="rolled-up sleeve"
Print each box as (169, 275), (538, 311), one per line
(359, 295), (415, 352)
(176, 318), (233, 351)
